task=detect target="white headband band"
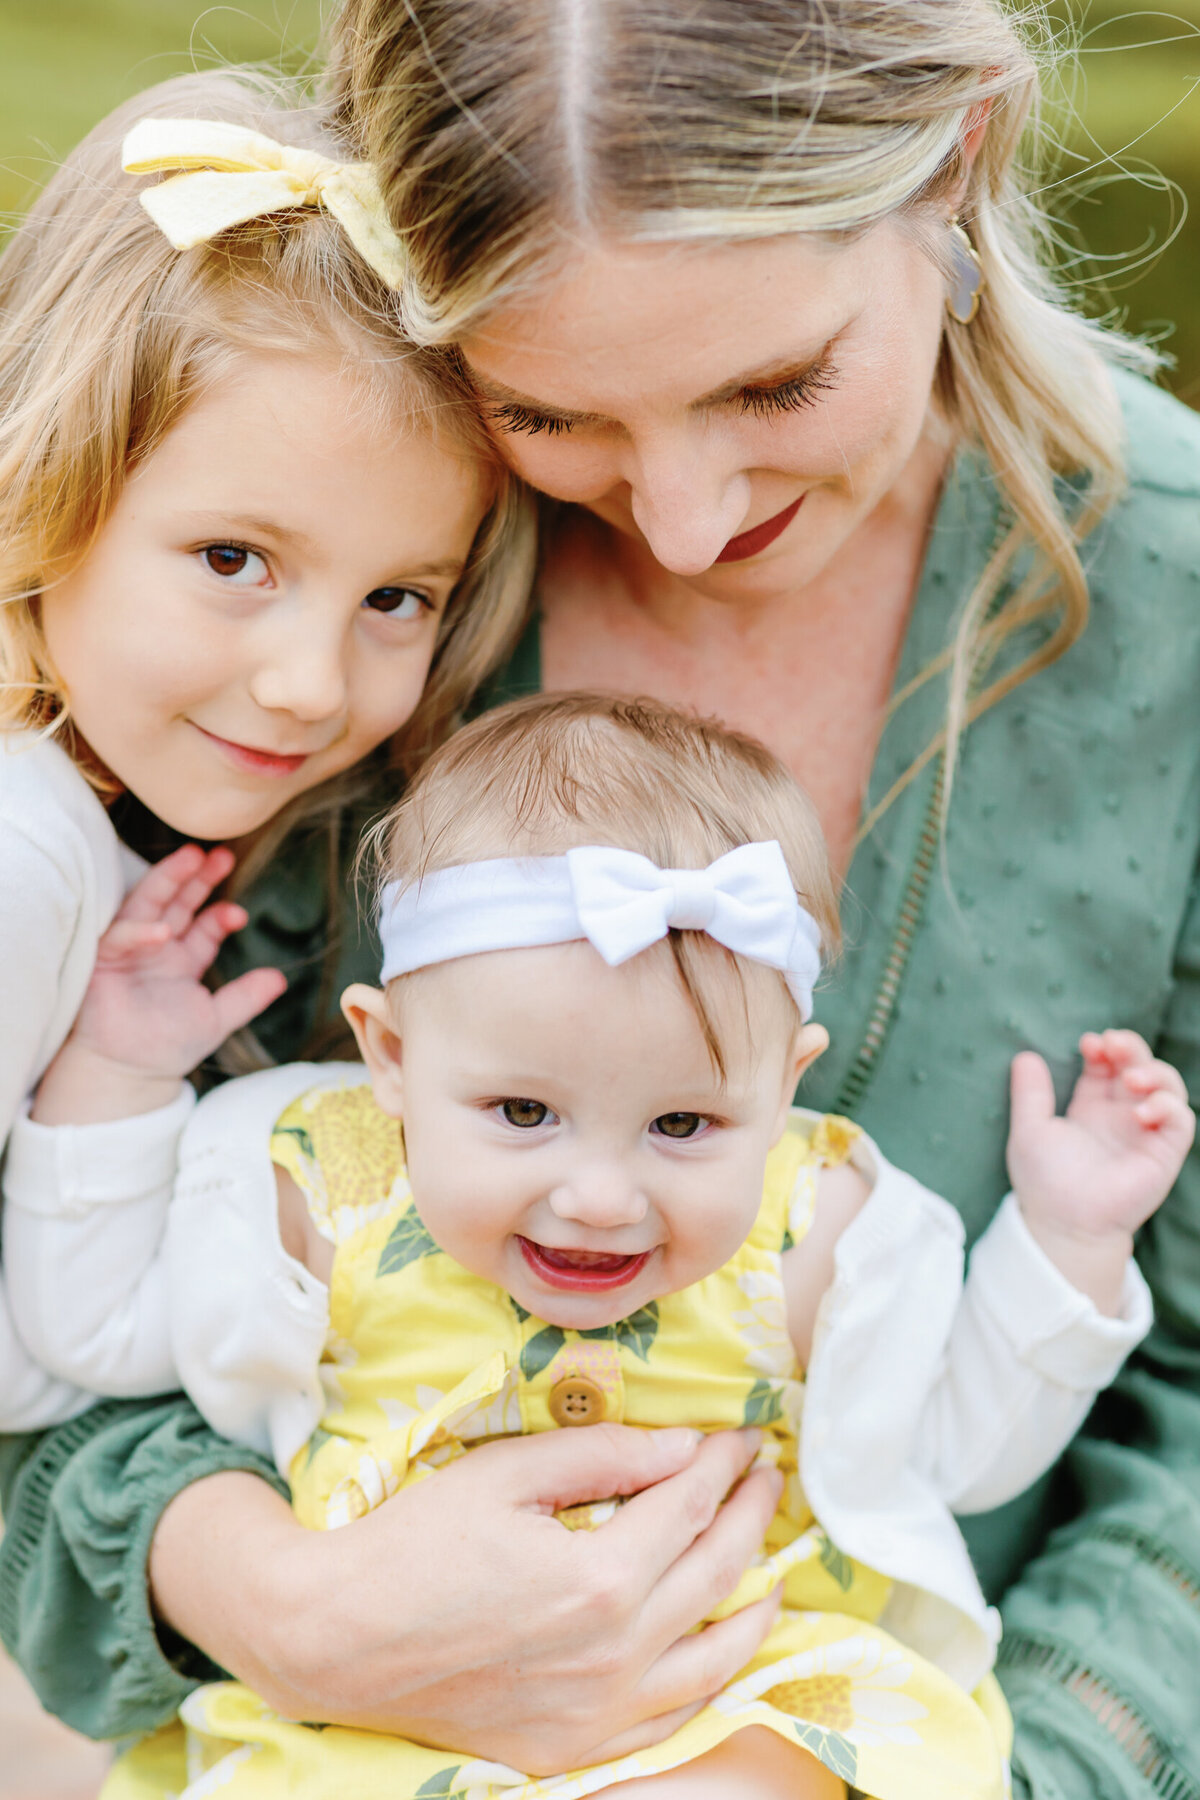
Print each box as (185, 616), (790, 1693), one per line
(378, 840), (823, 1020)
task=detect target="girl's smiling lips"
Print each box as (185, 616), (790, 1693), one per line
(715, 494), (804, 564)
(192, 722), (312, 776)
(518, 1237), (653, 1292)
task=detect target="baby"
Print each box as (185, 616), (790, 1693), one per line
(7, 694), (1191, 1800)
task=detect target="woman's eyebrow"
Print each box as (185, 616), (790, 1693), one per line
(469, 346), (833, 422)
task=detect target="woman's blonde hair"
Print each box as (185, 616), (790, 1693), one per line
(329, 0), (1158, 823)
(0, 65), (535, 783)
(367, 691), (839, 1073)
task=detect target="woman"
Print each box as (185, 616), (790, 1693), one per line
(3, 3), (1199, 1795)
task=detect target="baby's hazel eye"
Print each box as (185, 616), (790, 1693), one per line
(202, 544), (269, 585)
(652, 1112), (704, 1139)
(363, 587), (429, 618)
(501, 1098), (550, 1128)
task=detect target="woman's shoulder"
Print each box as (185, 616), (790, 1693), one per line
(1114, 370), (1200, 501)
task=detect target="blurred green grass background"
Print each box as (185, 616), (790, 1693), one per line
(0, 0), (1197, 404)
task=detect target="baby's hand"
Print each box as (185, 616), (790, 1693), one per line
(32, 846), (286, 1126)
(1007, 1030), (1195, 1312)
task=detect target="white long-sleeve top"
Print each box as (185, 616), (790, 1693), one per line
(0, 731), (143, 1430)
(3, 1058), (1151, 1685)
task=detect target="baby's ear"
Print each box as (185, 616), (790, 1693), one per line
(341, 983), (404, 1116)
(772, 1022), (829, 1141)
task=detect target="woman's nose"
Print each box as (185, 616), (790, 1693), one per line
(626, 429), (752, 575)
(248, 625), (349, 722)
(547, 1163), (649, 1230)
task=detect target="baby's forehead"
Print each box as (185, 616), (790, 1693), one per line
(389, 935), (797, 1080)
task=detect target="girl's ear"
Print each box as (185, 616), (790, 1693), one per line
(771, 1022), (829, 1143)
(341, 983), (404, 1116)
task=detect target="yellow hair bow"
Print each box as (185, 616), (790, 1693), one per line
(121, 117), (406, 291)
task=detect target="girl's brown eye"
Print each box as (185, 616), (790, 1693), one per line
(502, 1098), (549, 1128)
(205, 545), (249, 577)
(653, 1112), (703, 1139)
(363, 587), (427, 618)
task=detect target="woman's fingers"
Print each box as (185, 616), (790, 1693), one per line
(484, 1421), (705, 1515)
(633, 1458), (783, 1651)
(600, 1428), (764, 1600)
(632, 1588), (783, 1723)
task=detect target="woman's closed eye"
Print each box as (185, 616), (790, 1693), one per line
(201, 543), (270, 585)
(486, 356), (841, 438)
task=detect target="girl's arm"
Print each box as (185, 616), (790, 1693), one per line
(2, 847), (285, 1397)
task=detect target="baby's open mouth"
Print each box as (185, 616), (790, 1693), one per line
(518, 1238), (652, 1292)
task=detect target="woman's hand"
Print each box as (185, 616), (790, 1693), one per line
(1008, 1030), (1196, 1312)
(151, 1426), (783, 1774)
(33, 844), (286, 1125)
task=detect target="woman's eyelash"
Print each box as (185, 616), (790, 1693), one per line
(734, 360), (841, 419)
(488, 402), (573, 438)
(488, 361), (841, 437)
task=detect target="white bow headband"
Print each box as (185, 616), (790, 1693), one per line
(121, 117), (407, 290)
(378, 841), (824, 1021)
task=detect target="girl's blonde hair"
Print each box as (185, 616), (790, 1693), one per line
(0, 66), (535, 782)
(367, 691), (839, 1073)
(329, 0), (1158, 822)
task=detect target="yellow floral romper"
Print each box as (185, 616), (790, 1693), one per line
(105, 1084), (1012, 1800)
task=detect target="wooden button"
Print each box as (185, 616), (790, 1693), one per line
(549, 1375), (606, 1427)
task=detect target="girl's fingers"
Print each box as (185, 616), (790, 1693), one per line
(94, 918), (172, 963)
(116, 844), (210, 923)
(1082, 1029), (1152, 1074)
(210, 967), (287, 1040)
(178, 902), (250, 975)
(158, 851), (238, 937)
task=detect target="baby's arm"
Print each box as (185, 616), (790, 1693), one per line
(1007, 1029), (1194, 1312)
(3, 847), (285, 1394)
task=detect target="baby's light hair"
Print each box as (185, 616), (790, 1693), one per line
(367, 692), (840, 1074)
(0, 67), (535, 777)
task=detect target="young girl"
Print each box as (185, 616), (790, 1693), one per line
(0, 67), (533, 1428)
(8, 695), (1189, 1800)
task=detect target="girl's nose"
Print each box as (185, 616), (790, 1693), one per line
(626, 428), (752, 576)
(248, 627), (348, 722)
(547, 1163), (649, 1230)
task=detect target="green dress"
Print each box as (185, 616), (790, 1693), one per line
(3, 370), (1199, 1800)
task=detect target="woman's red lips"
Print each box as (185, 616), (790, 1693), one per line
(715, 495), (804, 564)
(518, 1238), (651, 1292)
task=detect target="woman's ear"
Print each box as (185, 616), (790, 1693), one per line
(771, 1022), (829, 1142)
(341, 982), (404, 1117)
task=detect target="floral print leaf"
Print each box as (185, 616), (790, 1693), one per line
(817, 1530), (854, 1592)
(742, 1378), (784, 1426)
(302, 1426), (334, 1470)
(578, 1324), (615, 1340)
(510, 1299), (531, 1323)
(415, 1769), (463, 1798)
(521, 1324), (566, 1379)
(781, 1227), (795, 1252)
(274, 1124), (316, 1161)
(794, 1722), (858, 1784)
(615, 1303), (659, 1361)
(377, 1205), (441, 1278)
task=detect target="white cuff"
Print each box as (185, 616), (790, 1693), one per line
(968, 1193), (1153, 1389)
(4, 1085), (195, 1216)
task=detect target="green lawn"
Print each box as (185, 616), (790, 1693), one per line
(0, 0), (1197, 401)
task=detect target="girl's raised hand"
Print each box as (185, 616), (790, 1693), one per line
(1007, 1030), (1195, 1312)
(32, 846), (286, 1126)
